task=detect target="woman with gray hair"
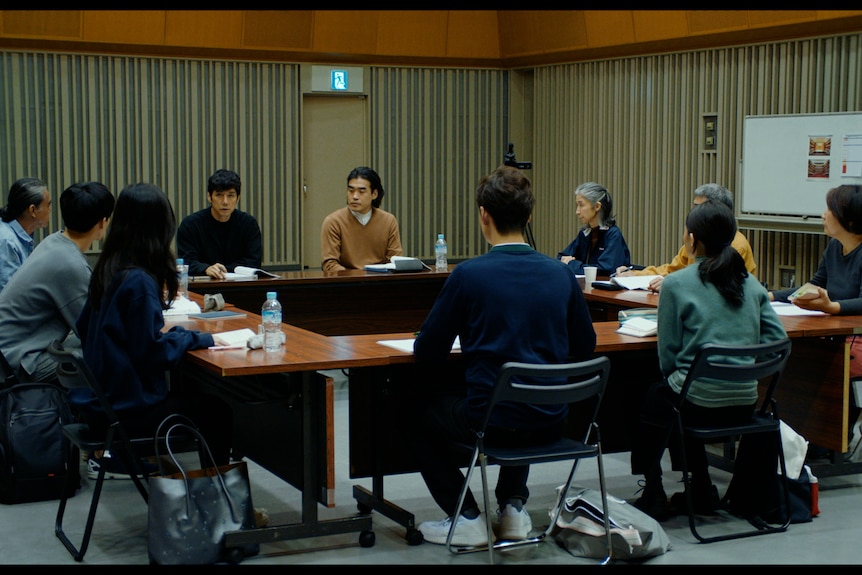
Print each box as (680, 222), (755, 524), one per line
(557, 181), (631, 276)
(0, 177), (51, 291)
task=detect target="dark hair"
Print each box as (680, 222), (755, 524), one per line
(685, 200), (747, 307)
(207, 169), (242, 196)
(347, 166), (385, 208)
(60, 182), (115, 233)
(0, 177), (48, 222)
(475, 165), (535, 235)
(575, 182), (616, 228)
(88, 183), (178, 310)
(825, 184), (862, 234)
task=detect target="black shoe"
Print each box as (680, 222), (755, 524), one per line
(669, 484), (720, 516)
(632, 493), (671, 522)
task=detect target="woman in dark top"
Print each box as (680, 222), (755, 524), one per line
(70, 183), (232, 471)
(557, 181), (631, 276)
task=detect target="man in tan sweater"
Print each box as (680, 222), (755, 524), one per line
(320, 166), (403, 273)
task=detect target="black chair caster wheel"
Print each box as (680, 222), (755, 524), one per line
(406, 528), (424, 546)
(359, 530), (376, 547)
(225, 547), (245, 564)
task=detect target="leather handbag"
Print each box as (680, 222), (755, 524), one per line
(147, 422), (259, 564)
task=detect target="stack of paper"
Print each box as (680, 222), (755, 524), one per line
(610, 275), (662, 291)
(376, 336), (461, 353)
(224, 266), (279, 280)
(213, 328), (256, 347)
(163, 295), (202, 316)
(616, 317), (657, 337)
(365, 256), (426, 272)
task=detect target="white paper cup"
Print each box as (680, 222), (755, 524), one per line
(583, 266), (598, 284)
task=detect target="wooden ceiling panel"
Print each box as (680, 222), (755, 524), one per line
(243, 10), (313, 50)
(312, 11), (378, 55)
(82, 11), (166, 46)
(1, 10), (81, 39)
(446, 10), (499, 59)
(376, 11), (449, 57)
(166, 11), (243, 49)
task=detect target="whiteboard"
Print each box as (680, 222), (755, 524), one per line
(741, 112), (862, 218)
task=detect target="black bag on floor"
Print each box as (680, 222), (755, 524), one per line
(722, 429), (812, 525)
(0, 350), (79, 504)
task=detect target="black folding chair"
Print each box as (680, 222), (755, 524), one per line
(447, 357), (613, 564)
(47, 339), (201, 562)
(668, 338), (794, 543)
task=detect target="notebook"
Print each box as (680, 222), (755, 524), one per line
(365, 256), (427, 272)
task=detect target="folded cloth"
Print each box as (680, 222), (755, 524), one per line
(204, 293), (225, 312)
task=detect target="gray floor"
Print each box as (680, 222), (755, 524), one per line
(3, 370), (861, 565)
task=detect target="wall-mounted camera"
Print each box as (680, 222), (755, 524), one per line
(503, 143), (532, 170)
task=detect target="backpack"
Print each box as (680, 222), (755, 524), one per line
(0, 350), (80, 504)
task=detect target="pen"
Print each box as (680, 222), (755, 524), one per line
(208, 345), (246, 351)
(610, 266), (633, 278)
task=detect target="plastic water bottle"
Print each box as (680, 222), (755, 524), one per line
(176, 258), (189, 298)
(435, 233), (448, 272)
(261, 291), (283, 352)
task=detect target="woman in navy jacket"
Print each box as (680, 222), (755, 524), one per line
(70, 183), (232, 467)
(557, 181), (631, 276)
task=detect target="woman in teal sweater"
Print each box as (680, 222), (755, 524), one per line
(630, 200), (787, 521)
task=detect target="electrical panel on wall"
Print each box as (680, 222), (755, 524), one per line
(703, 115), (717, 151)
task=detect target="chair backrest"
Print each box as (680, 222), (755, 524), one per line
(46, 339), (124, 428)
(678, 338), (793, 414)
(483, 356), (611, 442)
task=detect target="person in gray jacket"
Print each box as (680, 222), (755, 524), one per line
(0, 181), (115, 383)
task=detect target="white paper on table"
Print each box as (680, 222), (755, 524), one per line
(770, 301), (828, 316)
(377, 336), (461, 353)
(162, 295), (202, 316)
(611, 275), (662, 290)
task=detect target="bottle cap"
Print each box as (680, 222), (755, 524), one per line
(438, 233), (444, 239)
(176, 258), (184, 265)
(266, 291), (276, 299)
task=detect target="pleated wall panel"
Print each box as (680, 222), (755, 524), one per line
(531, 32), (861, 287)
(369, 66), (507, 260)
(0, 52), (301, 267)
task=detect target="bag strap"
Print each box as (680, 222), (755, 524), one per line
(157, 422), (242, 522)
(153, 413), (199, 475)
(0, 348), (19, 388)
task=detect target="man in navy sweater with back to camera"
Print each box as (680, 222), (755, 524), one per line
(413, 164), (597, 547)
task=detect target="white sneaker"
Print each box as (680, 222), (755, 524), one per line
(418, 513), (491, 546)
(492, 504), (533, 540)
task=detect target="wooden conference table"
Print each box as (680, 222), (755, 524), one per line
(167, 305), (390, 551)
(174, 274), (862, 550)
(189, 267), (451, 335)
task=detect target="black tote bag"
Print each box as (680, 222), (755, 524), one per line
(147, 422), (259, 564)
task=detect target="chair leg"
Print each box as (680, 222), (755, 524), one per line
(478, 453), (494, 564)
(446, 448), (480, 554)
(113, 447), (149, 502)
(681, 430), (791, 544)
(594, 440), (613, 565)
(56, 449), (107, 562)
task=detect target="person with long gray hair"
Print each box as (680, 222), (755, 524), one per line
(557, 181), (631, 276)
